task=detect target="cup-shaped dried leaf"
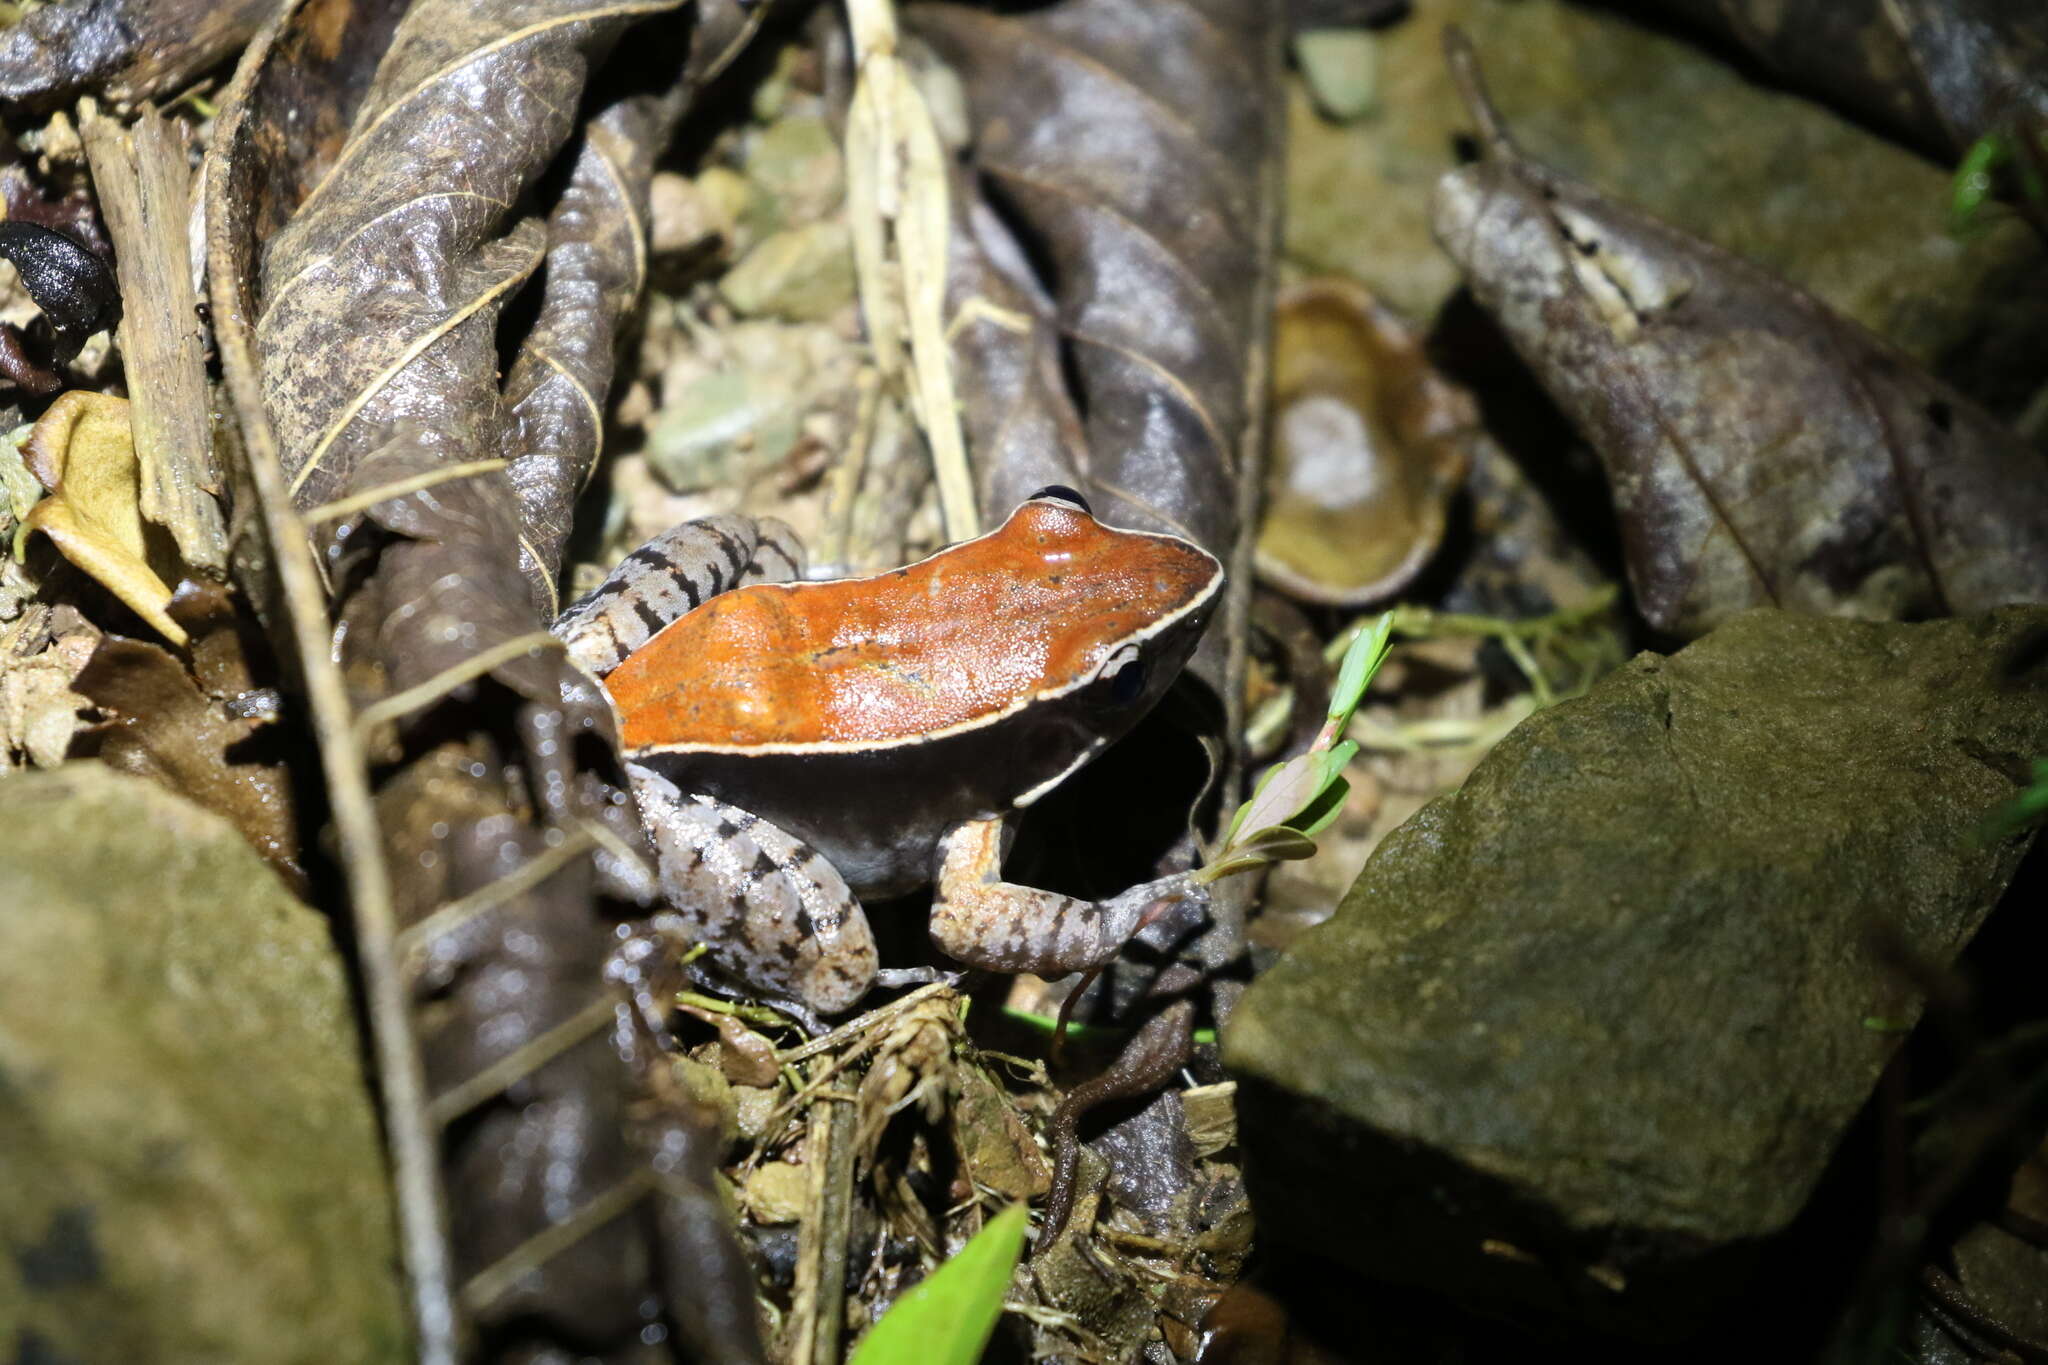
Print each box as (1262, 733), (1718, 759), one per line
(1432, 40), (2048, 636)
(21, 391), (186, 645)
(1257, 279), (1472, 605)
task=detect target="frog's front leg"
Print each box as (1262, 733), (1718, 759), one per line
(628, 763), (879, 1016)
(928, 816), (1211, 977)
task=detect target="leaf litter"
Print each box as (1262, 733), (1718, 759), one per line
(6, 0), (2045, 1361)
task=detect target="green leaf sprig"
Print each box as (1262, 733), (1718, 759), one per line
(1195, 612), (1394, 884)
(1950, 125), (2048, 238)
(849, 1203), (1028, 1365)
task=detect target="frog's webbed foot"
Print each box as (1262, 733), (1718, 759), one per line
(927, 817), (1212, 977)
(630, 765), (877, 1016)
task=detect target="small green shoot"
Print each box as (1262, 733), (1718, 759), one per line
(1000, 1006), (1219, 1048)
(849, 1203), (1028, 1365)
(1980, 757), (2048, 842)
(1197, 612), (1393, 884)
(1951, 132), (2009, 236)
(1950, 125), (2048, 238)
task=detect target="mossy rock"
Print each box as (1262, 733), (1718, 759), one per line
(0, 765), (405, 1363)
(1226, 608), (2048, 1337)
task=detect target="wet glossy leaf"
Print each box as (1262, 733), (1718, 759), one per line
(849, 1203), (1027, 1365)
(0, 0), (272, 109)
(1432, 37), (2048, 637)
(73, 611), (303, 884)
(21, 391), (185, 644)
(915, 0), (1285, 697)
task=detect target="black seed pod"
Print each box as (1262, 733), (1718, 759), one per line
(0, 220), (118, 360)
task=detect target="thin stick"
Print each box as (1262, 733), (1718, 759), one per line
(787, 1079), (859, 1365)
(82, 101), (228, 576)
(843, 0), (978, 542)
(1441, 26), (1521, 162)
(775, 979), (955, 1063)
(207, 58), (458, 1358)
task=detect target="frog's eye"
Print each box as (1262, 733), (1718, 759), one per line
(1099, 644), (1149, 705)
(1028, 485), (1092, 515)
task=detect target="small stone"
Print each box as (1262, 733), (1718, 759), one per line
(694, 165), (768, 256)
(645, 370), (803, 493)
(648, 171), (719, 257)
(745, 116), (844, 227)
(0, 766), (405, 1358)
(741, 1161), (810, 1225)
(719, 221), (856, 323)
(1226, 608), (2048, 1338)
(1293, 28), (1378, 123)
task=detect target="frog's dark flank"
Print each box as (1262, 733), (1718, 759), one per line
(0, 220), (119, 392)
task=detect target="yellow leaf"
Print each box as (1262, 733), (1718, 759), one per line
(22, 391), (186, 645)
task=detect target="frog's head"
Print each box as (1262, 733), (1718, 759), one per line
(981, 487), (1223, 803)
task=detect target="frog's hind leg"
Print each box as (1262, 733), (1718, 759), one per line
(553, 514), (805, 678)
(928, 816), (1210, 977)
(629, 764), (877, 1016)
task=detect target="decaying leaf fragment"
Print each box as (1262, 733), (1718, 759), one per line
(1431, 35), (2048, 637)
(73, 586), (303, 885)
(0, 605), (97, 769)
(21, 391), (187, 644)
(1257, 279), (1474, 605)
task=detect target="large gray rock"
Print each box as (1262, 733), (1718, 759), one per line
(0, 766), (406, 1362)
(1225, 609), (2048, 1337)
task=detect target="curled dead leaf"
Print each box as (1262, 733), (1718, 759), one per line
(1257, 279), (1474, 605)
(21, 390), (186, 645)
(1433, 34), (2048, 636)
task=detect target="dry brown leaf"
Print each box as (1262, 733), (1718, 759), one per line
(1432, 35), (2048, 636)
(21, 390), (186, 645)
(1635, 0), (2047, 164)
(916, 0), (1285, 701)
(0, 605), (98, 768)
(73, 601), (304, 885)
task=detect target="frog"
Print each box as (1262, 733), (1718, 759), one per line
(553, 488), (1224, 1016)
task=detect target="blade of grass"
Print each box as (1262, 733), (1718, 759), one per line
(849, 1203), (1028, 1365)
